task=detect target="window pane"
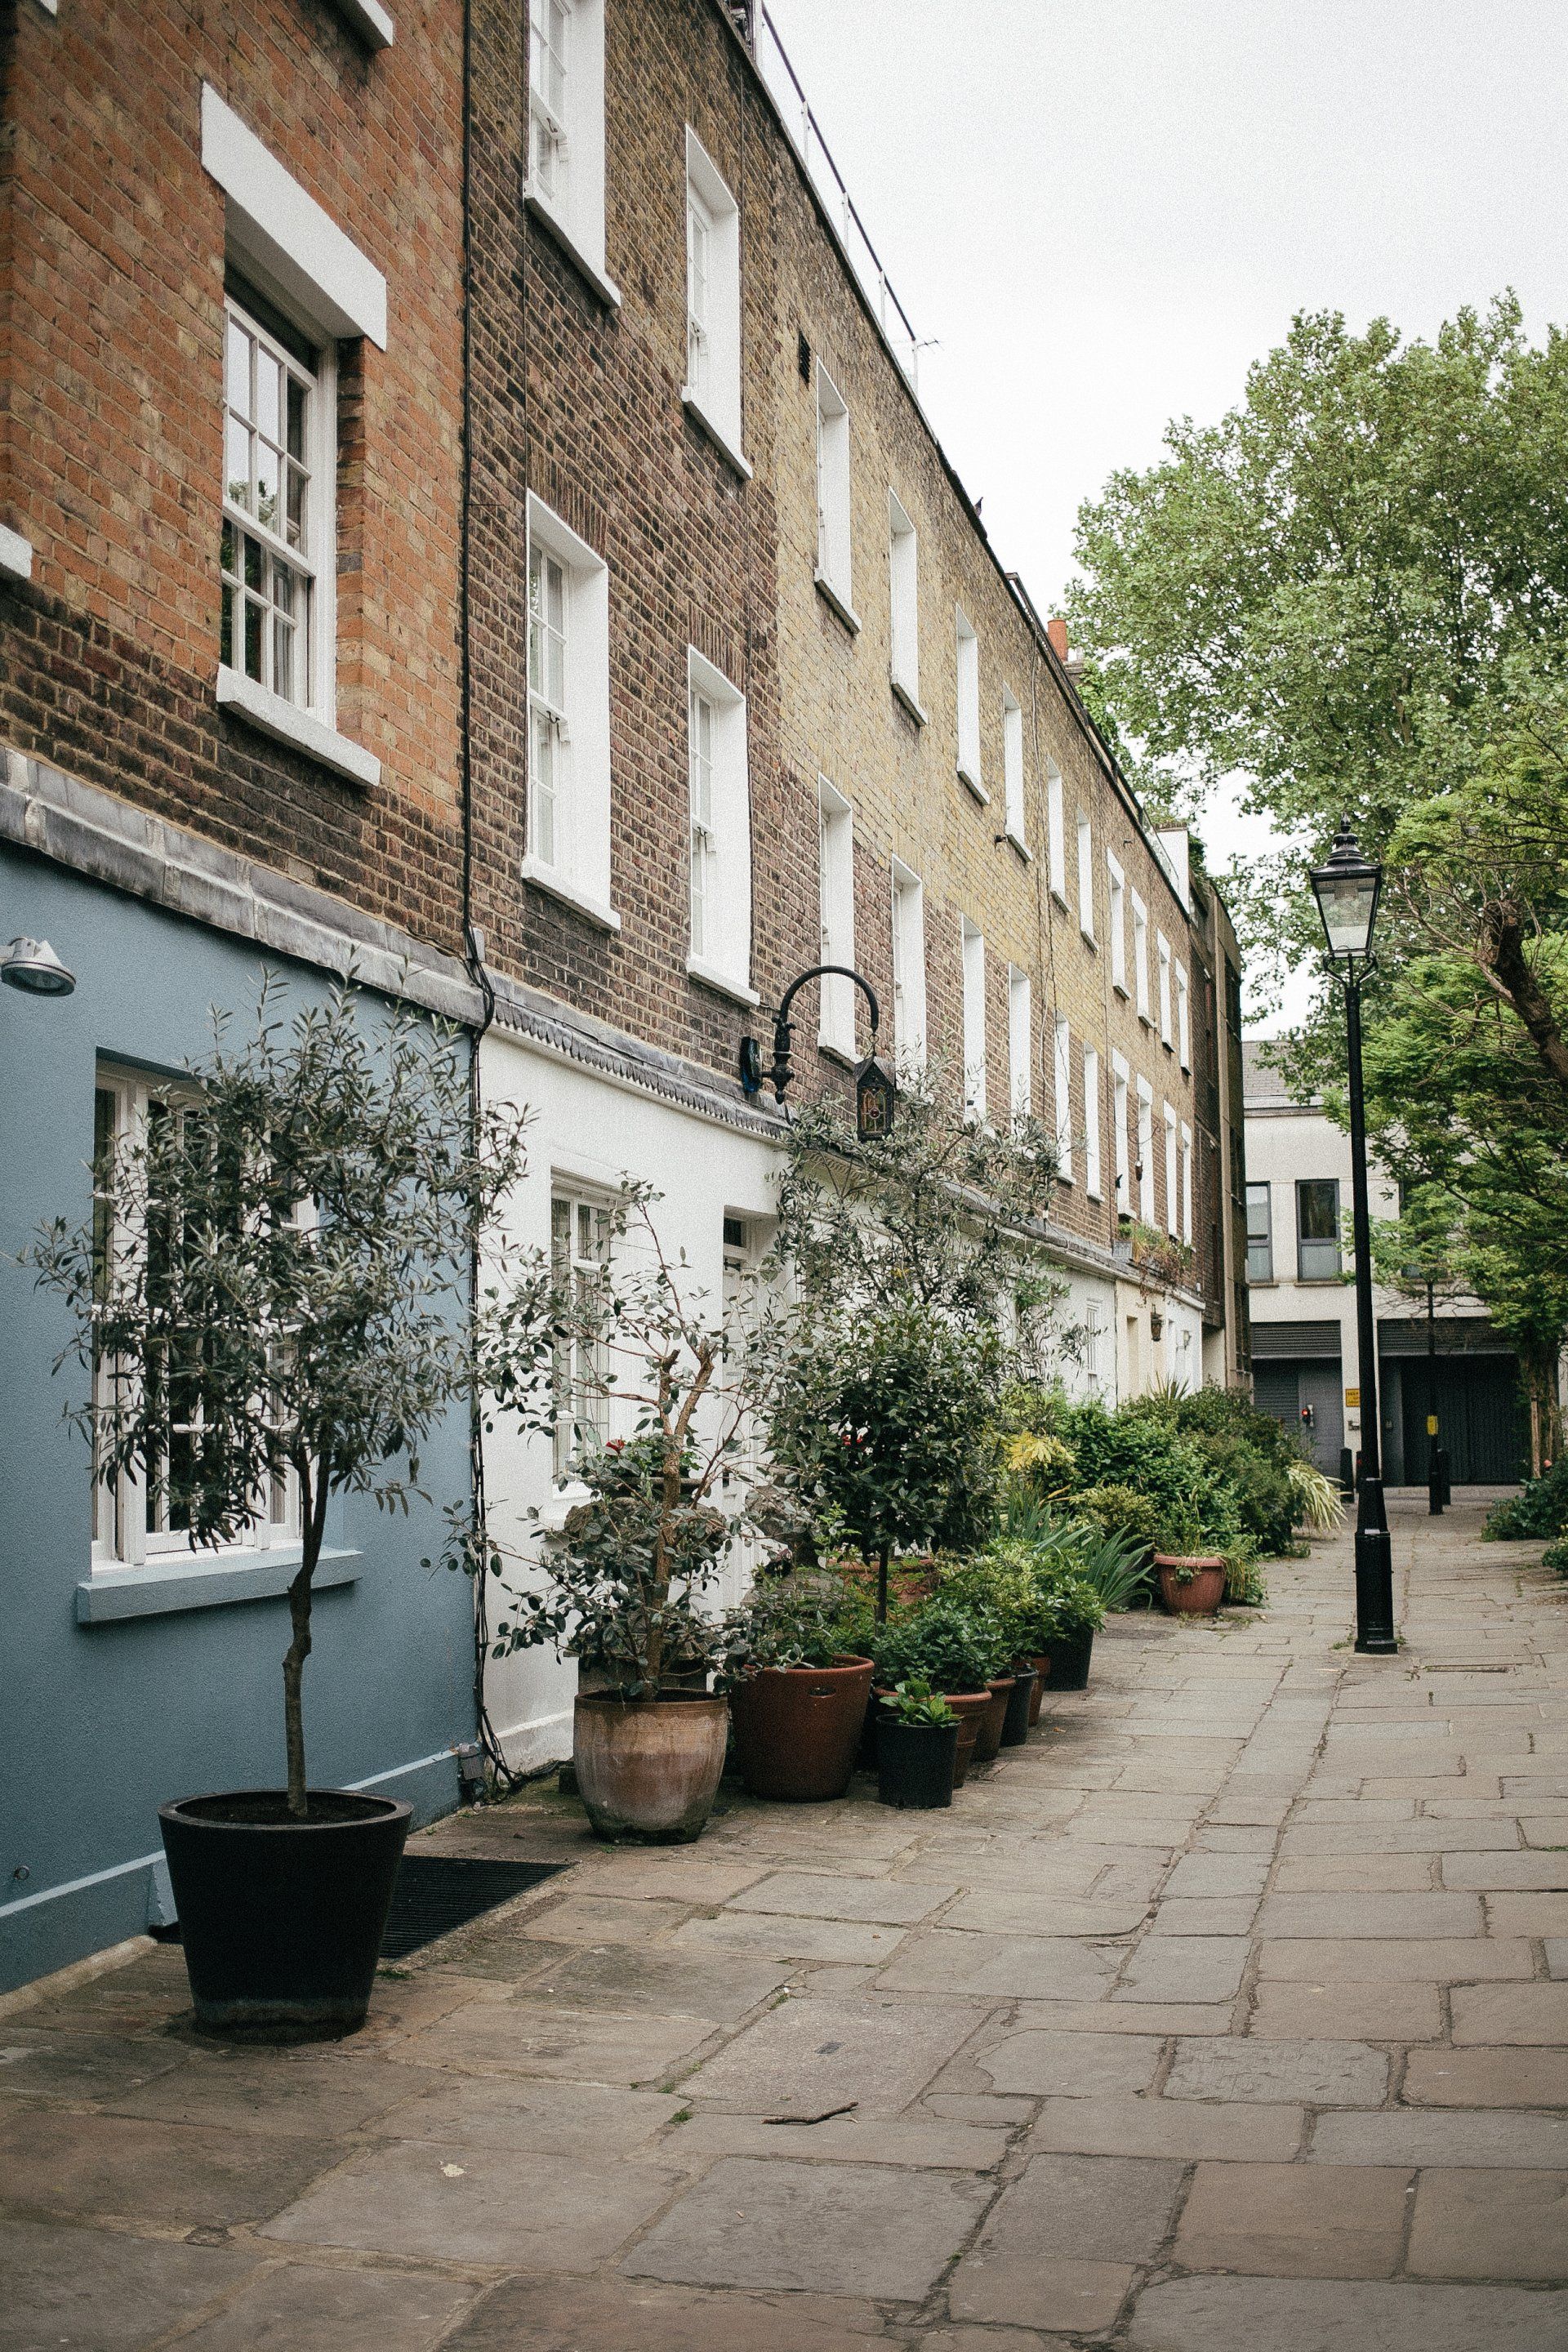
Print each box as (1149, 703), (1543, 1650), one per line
(226, 413), (252, 512)
(226, 314), (252, 410)
(243, 592), (263, 681)
(1297, 1179), (1339, 1241)
(256, 350), (281, 449)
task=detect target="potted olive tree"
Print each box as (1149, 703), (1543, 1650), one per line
(31, 982), (538, 2040)
(474, 1183), (791, 1842)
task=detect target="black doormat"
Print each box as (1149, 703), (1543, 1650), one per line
(149, 1854), (564, 1961)
(380, 1854), (564, 1960)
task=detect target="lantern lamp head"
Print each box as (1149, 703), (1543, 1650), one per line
(854, 1054), (896, 1142)
(1309, 823), (1383, 963)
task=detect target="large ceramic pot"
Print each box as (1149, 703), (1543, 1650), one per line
(971, 1677), (1017, 1765)
(573, 1690), (728, 1842)
(729, 1655), (874, 1802)
(877, 1718), (959, 1810)
(1027, 1652), (1052, 1726)
(158, 1789), (411, 2042)
(1156, 1555), (1227, 1615)
(944, 1690), (993, 1786)
(1045, 1625), (1095, 1691)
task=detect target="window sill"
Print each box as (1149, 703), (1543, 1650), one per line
(687, 955), (760, 1009)
(1111, 978), (1130, 1000)
(1138, 1007), (1153, 1027)
(957, 764), (988, 807)
(216, 668), (381, 789)
(891, 676), (927, 728)
(330, 0), (394, 47)
(523, 190), (622, 310)
(1049, 884), (1069, 911)
(1080, 926), (1097, 949)
(77, 1545), (362, 1624)
(0, 523), (34, 583)
(813, 573), (862, 636)
(521, 855), (622, 933)
(680, 390), (751, 480)
(1004, 826), (1031, 863)
(817, 1037), (858, 1069)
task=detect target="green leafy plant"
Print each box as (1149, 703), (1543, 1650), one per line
(1040, 1570), (1107, 1637)
(871, 1598), (1004, 1695)
(770, 1302), (1000, 1617)
(723, 1570), (876, 1672)
(938, 1542), (1060, 1662)
(882, 1677), (958, 1728)
(30, 981), (540, 1819)
(1289, 1458), (1346, 1533)
(1485, 1459), (1568, 1539)
(1060, 1517), (1154, 1611)
(1071, 1483), (1161, 1559)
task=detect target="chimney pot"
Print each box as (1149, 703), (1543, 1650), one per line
(1047, 616), (1070, 663)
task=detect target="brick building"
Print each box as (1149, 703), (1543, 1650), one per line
(464, 0), (1249, 1761)
(0, 0), (1250, 1954)
(0, 0), (479, 1989)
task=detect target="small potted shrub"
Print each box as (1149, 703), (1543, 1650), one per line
(31, 986), (540, 2040)
(877, 1680), (960, 1809)
(1153, 1505), (1228, 1616)
(871, 1601), (998, 1786)
(941, 1543), (1057, 1741)
(725, 1575), (876, 1802)
(482, 1184), (794, 1845)
(1039, 1571), (1107, 1690)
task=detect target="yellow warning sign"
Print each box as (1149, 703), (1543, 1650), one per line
(1344, 1388), (1361, 1408)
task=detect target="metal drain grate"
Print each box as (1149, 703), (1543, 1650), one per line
(380, 1855), (564, 1959)
(1419, 1662), (1517, 1673)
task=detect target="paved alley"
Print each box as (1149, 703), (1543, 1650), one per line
(3, 1495), (1566, 2350)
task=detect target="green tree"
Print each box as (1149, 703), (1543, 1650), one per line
(31, 983), (538, 1817)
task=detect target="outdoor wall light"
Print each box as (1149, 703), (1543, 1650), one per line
(1, 936), (76, 996)
(740, 964), (896, 1143)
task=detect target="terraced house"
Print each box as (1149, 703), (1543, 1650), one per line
(0, 0), (1247, 1984)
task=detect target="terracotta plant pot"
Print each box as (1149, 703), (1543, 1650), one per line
(1156, 1555), (1227, 1615)
(971, 1677), (1016, 1765)
(1045, 1625), (1094, 1691)
(1000, 1669), (1036, 1746)
(1027, 1652), (1052, 1726)
(572, 1690), (728, 1843)
(943, 1690), (992, 1786)
(729, 1655), (874, 1802)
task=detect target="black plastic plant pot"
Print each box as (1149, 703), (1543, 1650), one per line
(1000, 1669), (1036, 1745)
(876, 1718), (959, 1809)
(1047, 1626), (1095, 1691)
(158, 1789), (412, 2042)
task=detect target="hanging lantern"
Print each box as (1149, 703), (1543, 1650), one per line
(854, 1054), (896, 1142)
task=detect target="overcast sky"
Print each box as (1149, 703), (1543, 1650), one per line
(764, 0), (1568, 1025)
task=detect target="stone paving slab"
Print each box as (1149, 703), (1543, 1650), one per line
(7, 1495), (1566, 2346)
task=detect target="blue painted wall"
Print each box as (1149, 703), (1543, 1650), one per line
(0, 848), (477, 1991)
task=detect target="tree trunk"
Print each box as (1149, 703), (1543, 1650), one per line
(283, 1466), (327, 1818)
(876, 1539), (891, 1624)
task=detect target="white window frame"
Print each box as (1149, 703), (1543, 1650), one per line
(1083, 1043), (1102, 1198)
(1133, 891), (1151, 1021)
(686, 648), (753, 1002)
(90, 1066), (299, 1572)
(1163, 1102), (1179, 1237)
(526, 0), (612, 296)
(523, 494), (617, 931)
(1177, 964), (1192, 1069)
(890, 858), (927, 1075)
(1107, 851), (1128, 993)
(1054, 1013), (1073, 1180)
(1046, 761), (1066, 902)
(1181, 1122), (1194, 1247)
(1009, 966), (1032, 1119)
(1076, 813), (1095, 941)
(550, 1183), (613, 1481)
(1002, 691), (1027, 851)
(888, 490), (921, 715)
(220, 289), (333, 723)
(815, 363), (854, 617)
(684, 130), (746, 470)
(817, 778), (857, 1057)
(1157, 932), (1173, 1047)
(955, 608), (983, 799)
(961, 917), (987, 1125)
(1111, 1051), (1130, 1213)
(1136, 1077), (1156, 1223)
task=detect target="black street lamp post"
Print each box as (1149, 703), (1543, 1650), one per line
(1310, 823), (1397, 1655)
(1425, 1277), (1446, 1518)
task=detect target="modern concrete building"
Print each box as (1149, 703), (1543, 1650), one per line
(1242, 1045), (1527, 1486)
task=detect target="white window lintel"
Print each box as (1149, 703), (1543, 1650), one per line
(201, 85), (387, 347)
